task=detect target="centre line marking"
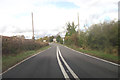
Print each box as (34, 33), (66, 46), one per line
(56, 46), (70, 79)
(57, 46), (80, 80)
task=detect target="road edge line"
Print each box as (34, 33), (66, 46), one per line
(56, 46), (70, 79)
(60, 44), (120, 67)
(58, 46), (80, 80)
(1, 47), (51, 75)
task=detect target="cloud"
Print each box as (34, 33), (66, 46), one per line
(0, 0), (118, 39)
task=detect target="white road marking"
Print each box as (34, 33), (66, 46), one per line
(61, 45), (120, 67)
(56, 46), (70, 79)
(0, 47), (51, 76)
(58, 47), (80, 80)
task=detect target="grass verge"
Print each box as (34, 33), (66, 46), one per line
(63, 44), (119, 64)
(2, 46), (50, 72)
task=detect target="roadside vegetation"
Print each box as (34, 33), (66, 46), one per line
(2, 36), (48, 55)
(66, 45), (118, 63)
(63, 20), (119, 64)
(37, 35), (63, 44)
(2, 36), (49, 72)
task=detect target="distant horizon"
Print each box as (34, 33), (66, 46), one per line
(0, 34), (64, 39)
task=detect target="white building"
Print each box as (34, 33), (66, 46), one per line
(53, 38), (57, 42)
(43, 40), (46, 42)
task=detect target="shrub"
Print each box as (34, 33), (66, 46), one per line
(2, 36), (48, 55)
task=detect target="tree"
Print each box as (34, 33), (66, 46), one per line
(56, 35), (63, 44)
(64, 22), (78, 45)
(65, 22), (77, 36)
(49, 36), (54, 42)
(43, 36), (49, 42)
(87, 21), (118, 53)
(64, 20), (118, 54)
(37, 38), (43, 42)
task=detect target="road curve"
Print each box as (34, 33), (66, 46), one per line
(2, 43), (119, 79)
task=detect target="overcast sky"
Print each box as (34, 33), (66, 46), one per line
(0, 0), (118, 39)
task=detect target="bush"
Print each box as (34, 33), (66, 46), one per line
(2, 36), (48, 55)
(86, 21), (118, 54)
(64, 21), (118, 54)
(64, 36), (72, 45)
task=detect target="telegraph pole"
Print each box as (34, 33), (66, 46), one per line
(84, 19), (87, 30)
(31, 12), (34, 40)
(77, 13), (80, 34)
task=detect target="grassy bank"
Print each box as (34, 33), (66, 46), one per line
(64, 44), (119, 64)
(2, 46), (50, 72)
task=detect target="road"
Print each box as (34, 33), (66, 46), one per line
(2, 43), (119, 79)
